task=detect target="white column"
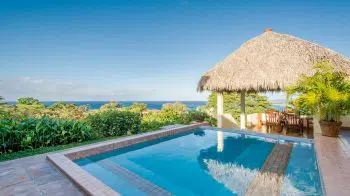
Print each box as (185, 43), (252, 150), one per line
(217, 92), (224, 128)
(240, 91), (246, 129)
(313, 115), (321, 136)
(217, 131), (224, 152)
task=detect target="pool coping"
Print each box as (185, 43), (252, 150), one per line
(47, 122), (207, 196)
(202, 126), (314, 145)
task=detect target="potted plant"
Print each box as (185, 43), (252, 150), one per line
(287, 61), (350, 137)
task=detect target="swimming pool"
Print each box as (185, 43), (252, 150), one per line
(75, 127), (323, 196)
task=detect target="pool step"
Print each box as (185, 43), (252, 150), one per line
(245, 143), (292, 196)
(234, 143), (275, 170)
(98, 159), (171, 196)
(109, 158), (197, 195)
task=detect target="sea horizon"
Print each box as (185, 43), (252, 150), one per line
(6, 100), (208, 110)
(6, 100), (285, 111)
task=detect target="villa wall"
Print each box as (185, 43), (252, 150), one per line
(340, 115), (350, 128)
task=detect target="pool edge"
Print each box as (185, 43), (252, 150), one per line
(46, 122), (207, 196)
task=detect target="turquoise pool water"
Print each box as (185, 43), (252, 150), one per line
(75, 128), (323, 196)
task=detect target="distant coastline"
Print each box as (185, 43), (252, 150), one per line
(6, 100), (286, 111)
(6, 101), (207, 110)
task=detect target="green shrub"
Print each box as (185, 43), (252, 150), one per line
(86, 110), (141, 136)
(16, 104), (46, 117)
(17, 97), (40, 105)
(45, 102), (87, 120)
(162, 102), (187, 114)
(141, 103), (192, 132)
(140, 120), (164, 132)
(100, 101), (122, 110)
(188, 110), (208, 122)
(126, 102), (147, 114)
(187, 109), (217, 126)
(204, 116), (217, 127)
(49, 102), (75, 110)
(0, 116), (93, 153)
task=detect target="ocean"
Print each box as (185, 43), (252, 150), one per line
(7, 101), (207, 110)
(6, 101), (285, 111)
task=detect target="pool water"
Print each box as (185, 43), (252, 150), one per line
(75, 128), (323, 196)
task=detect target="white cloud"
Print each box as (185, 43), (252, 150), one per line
(0, 77), (157, 101)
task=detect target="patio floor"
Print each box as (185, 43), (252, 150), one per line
(0, 129), (349, 196)
(0, 154), (83, 196)
(314, 130), (350, 196)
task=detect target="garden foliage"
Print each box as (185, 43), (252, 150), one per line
(86, 110), (142, 136)
(287, 62), (350, 121)
(205, 92), (271, 121)
(0, 115), (93, 153)
(0, 99), (213, 154)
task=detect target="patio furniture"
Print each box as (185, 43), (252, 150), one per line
(265, 111), (283, 132)
(284, 113), (303, 134)
(304, 116), (313, 135)
(265, 111), (282, 126)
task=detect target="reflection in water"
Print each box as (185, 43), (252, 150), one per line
(202, 160), (306, 196)
(197, 136), (275, 195)
(197, 135), (314, 196)
(194, 130), (206, 137)
(217, 131), (224, 152)
(204, 159), (258, 195)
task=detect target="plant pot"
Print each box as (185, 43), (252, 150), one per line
(319, 121), (342, 137)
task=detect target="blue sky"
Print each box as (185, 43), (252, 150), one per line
(1, 0), (350, 101)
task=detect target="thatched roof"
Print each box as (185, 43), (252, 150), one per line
(197, 29), (350, 92)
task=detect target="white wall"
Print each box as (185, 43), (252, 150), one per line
(340, 115), (350, 127)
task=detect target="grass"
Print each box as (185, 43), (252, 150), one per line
(0, 135), (129, 162)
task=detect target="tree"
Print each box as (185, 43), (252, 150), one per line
(0, 96), (6, 105)
(46, 102), (87, 119)
(50, 102), (76, 110)
(126, 102), (147, 114)
(17, 97), (40, 105)
(162, 102), (188, 114)
(100, 101), (122, 110)
(206, 92), (271, 120)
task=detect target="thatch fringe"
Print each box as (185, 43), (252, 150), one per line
(197, 31), (350, 92)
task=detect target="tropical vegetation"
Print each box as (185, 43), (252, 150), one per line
(205, 92), (271, 121)
(287, 62), (350, 122)
(0, 98), (214, 158)
(0, 116), (92, 153)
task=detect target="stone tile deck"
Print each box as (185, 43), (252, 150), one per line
(314, 130), (350, 196)
(0, 154), (83, 196)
